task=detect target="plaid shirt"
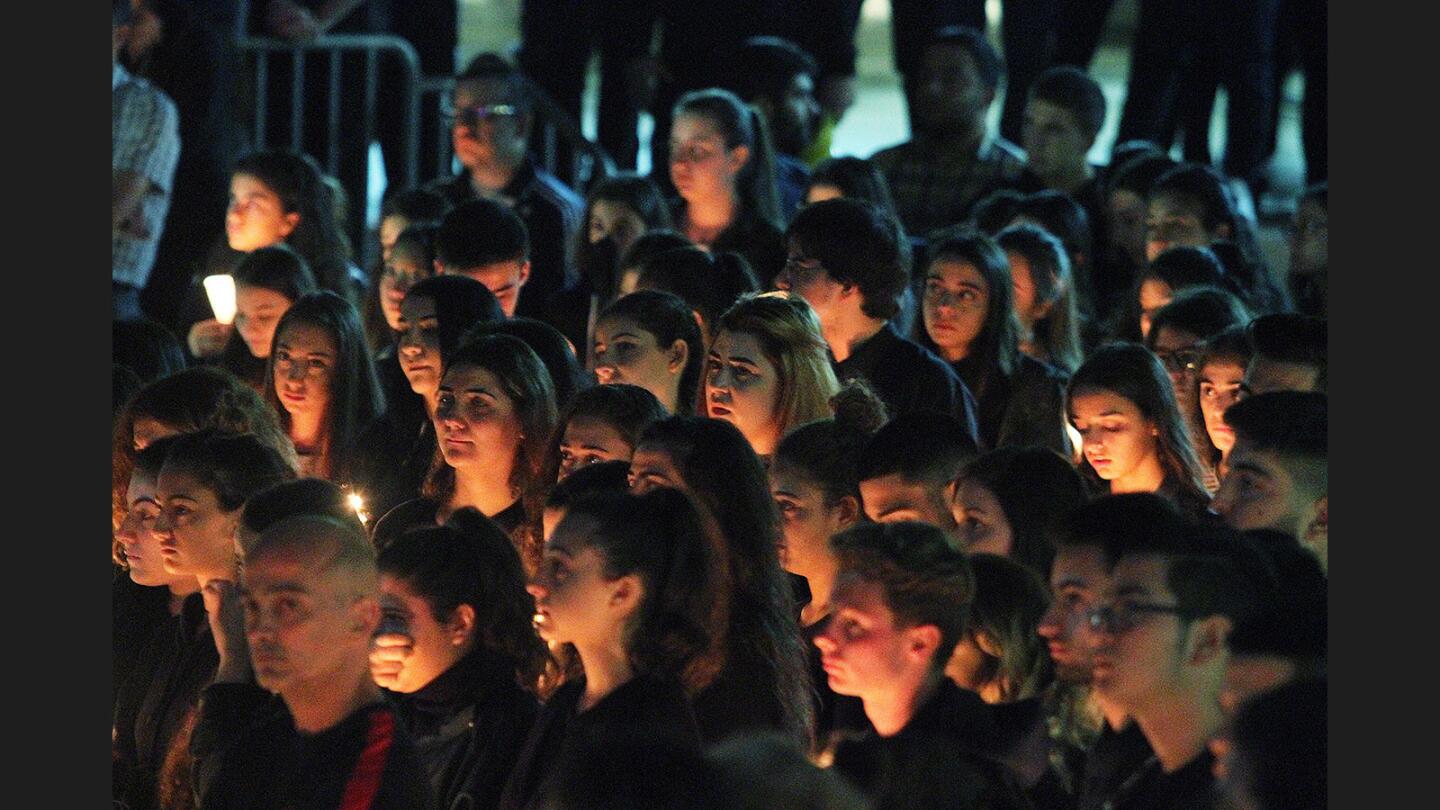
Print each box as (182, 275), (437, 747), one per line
(870, 134), (1026, 237)
(113, 63), (180, 289)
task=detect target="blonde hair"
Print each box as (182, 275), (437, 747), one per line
(714, 293), (839, 441)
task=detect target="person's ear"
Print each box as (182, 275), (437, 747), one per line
(1186, 615), (1232, 667)
(975, 630), (1002, 659)
(1303, 494), (1328, 542)
(351, 596), (381, 637)
(608, 574), (645, 616)
(666, 338), (689, 374)
(447, 604), (476, 646)
(832, 494), (862, 529)
(728, 144), (752, 173)
(278, 211), (301, 239)
(515, 260), (531, 288)
(904, 624), (942, 666)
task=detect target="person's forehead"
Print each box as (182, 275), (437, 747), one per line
(1105, 554), (1172, 597)
(454, 77), (511, 105)
(1245, 357), (1317, 394)
(1153, 326), (1198, 353)
(1051, 545), (1109, 588)
(564, 417), (626, 445)
(1026, 98), (1079, 127)
(859, 474), (931, 505)
(463, 260), (523, 280)
(923, 42), (980, 77)
(1226, 444), (1288, 482)
(400, 293), (438, 317)
(832, 574), (895, 619)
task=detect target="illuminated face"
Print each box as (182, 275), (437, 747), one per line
(272, 321), (338, 424)
(378, 214), (408, 264)
(235, 285), (293, 359)
(805, 183), (843, 205)
(528, 513), (627, 647)
(132, 417), (178, 452)
(243, 548), (372, 696)
(1137, 278), (1173, 339)
(1108, 188), (1149, 268)
(706, 329), (782, 456)
(1085, 554), (1187, 710)
(923, 259), (989, 361)
(774, 241), (847, 326)
(951, 478), (1013, 557)
(397, 293), (443, 399)
(1145, 193), (1215, 262)
(1022, 99), (1091, 180)
(447, 259), (529, 318)
(226, 173), (298, 252)
(593, 315), (686, 413)
(117, 470), (170, 587)
(1037, 545), (1110, 683)
(380, 251), (431, 333)
(451, 78), (528, 173)
(627, 445), (686, 495)
(1069, 386), (1161, 489)
(434, 362), (525, 473)
(588, 200), (648, 258)
(1198, 361), (1246, 456)
(770, 461), (851, 578)
(812, 574), (920, 698)
(859, 474), (958, 534)
(1151, 325), (1200, 403)
(374, 574), (470, 694)
(1210, 443), (1314, 538)
(154, 465), (240, 581)
(669, 114), (745, 203)
(557, 417), (633, 479)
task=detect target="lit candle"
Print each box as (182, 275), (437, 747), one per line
(347, 491), (370, 527)
(203, 274), (238, 325)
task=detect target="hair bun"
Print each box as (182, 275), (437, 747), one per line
(829, 379), (888, 437)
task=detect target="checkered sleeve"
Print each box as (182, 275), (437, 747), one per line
(112, 81), (180, 193)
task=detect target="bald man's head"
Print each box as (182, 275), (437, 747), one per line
(242, 515), (380, 697)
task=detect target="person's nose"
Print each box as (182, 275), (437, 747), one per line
(1037, 602), (1064, 640)
(812, 624), (838, 654)
(773, 269), (792, 291)
(286, 361), (307, 382)
(399, 334), (423, 357)
(1210, 479), (1236, 519)
(526, 579), (547, 601)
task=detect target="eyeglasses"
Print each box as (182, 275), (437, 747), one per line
(781, 254), (826, 281)
(447, 103), (518, 131)
(1085, 601), (1185, 635)
(1155, 348), (1201, 374)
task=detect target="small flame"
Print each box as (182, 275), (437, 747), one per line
(347, 492), (370, 526)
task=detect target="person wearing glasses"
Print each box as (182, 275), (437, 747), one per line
(1067, 344), (1213, 521)
(779, 198), (980, 436)
(426, 54), (584, 321)
(1079, 521), (1265, 810)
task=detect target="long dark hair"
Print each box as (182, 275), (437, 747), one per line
(997, 223), (1085, 373)
(232, 150), (353, 302)
(264, 291), (386, 480)
(957, 446), (1088, 576)
(636, 247), (762, 341)
(637, 416), (815, 746)
(379, 508), (556, 693)
(673, 88), (782, 230)
(159, 428), (298, 514)
(422, 335), (559, 568)
(1067, 343), (1209, 501)
(575, 173), (674, 300)
(559, 488), (729, 692)
(405, 274), (505, 368)
(220, 244), (318, 388)
(597, 290), (705, 414)
(918, 230), (1024, 399)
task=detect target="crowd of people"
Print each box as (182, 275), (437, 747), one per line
(114, 1), (1328, 808)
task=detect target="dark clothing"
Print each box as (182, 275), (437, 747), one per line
(670, 199), (788, 288)
(498, 672), (701, 810)
(802, 615), (867, 752)
(952, 353), (1070, 457)
(1110, 749), (1217, 810)
(870, 136), (1027, 237)
(371, 497), (528, 553)
(775, 152), (812, 225)
(833, 322), (982, 444)
(390, 649), (540, 810)
(692, 643), (791, 745)
(426, 157), (585, 321)
(1156, 475), (1216, 524)
(114, 591), (218, 810)
(113, 574), (173, 703)
(830, 679), (1047, 810)
(1076, 721), (1155, 810)
(191, 682), (432, 810)
(346, 395), (436, 523)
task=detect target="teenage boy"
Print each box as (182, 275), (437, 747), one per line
(779, 197), (980, 432)
(191, 515), (430, 809)
(817, 521), (1043, 809)
(435, 198), (531, 318)
(1242, 313), (1327, 396)
(856, 411), (978, 540)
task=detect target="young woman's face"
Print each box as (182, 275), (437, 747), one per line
(588, 200), (647, 258)
(1150, 325), (1200, 404)
(593, 315), (685, 413)
(154, 465), (239, 581)
(627, 445), (687, 495)
(117, 470), (171, 587)
(272, 321), (338, 423)
(1145, 193), (1215, 262)
(705, 329), (782, 455)
(375, 574), (470, 694)
(1108, 188), (1149, 267)
(1198, 360), (1246, 455)
(557, 417), (633, 480)
(769, 461), (852, 577)
(1069, 386), (1161, 485)
(669, 114), (745, 203)
(378, 214), (409, 264)
(951, 478), (1014, 558)
(434, 362), (525, 472)
(1137, 279), (1173, 339)
(380, 252), (431, 333)
(528, 513), (626, 648)
(227, 173), (299, 253)
(1008, 252), (1046, 330)
(923, 259), (990, 360)
(235, 285), (293, 359)
(397, 293), (443, 399)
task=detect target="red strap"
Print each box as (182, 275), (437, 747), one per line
(338, 709), (395, 810)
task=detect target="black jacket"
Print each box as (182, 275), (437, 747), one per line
(953, 353), (1071, 456)
(834, 322), (982, 444)
(191, 682), (432, 810)
(390, 649), (540, 810)
(830, 679), (1048, 810)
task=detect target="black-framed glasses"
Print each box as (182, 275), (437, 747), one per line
(782, 254), (825, 281)
(1085, 601), (1185, 634)
(1155, 348), (1201, 374)
(446, 103), (518, 131)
